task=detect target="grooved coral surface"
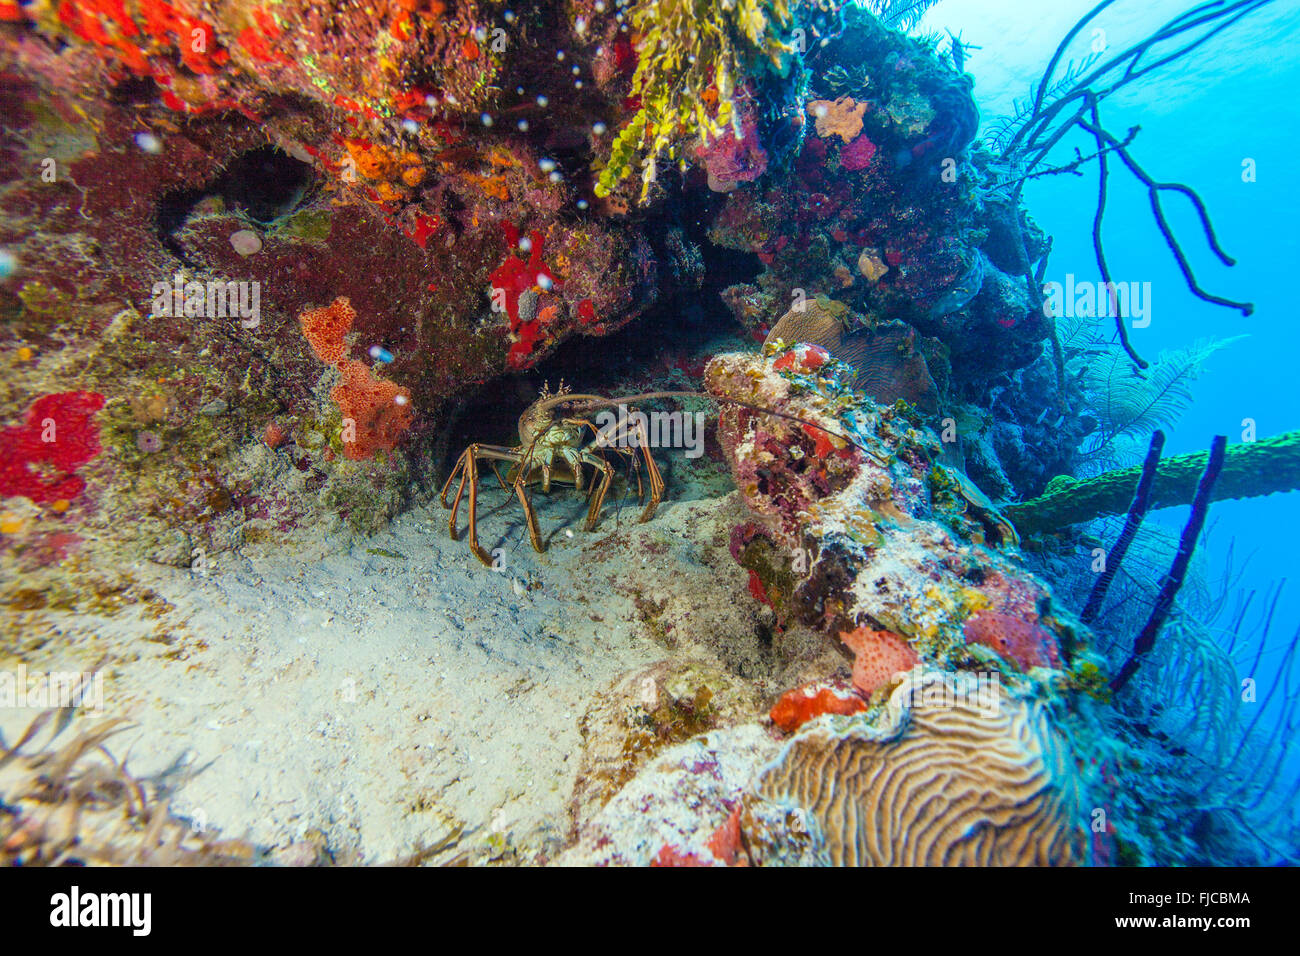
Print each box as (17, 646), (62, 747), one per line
(754, 676), (1090, 866)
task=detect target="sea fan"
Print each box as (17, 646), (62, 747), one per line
(1028, 510), (1300, 865)
(1072, 334), (1242, 474)
(984, 50), (1105, 157)
(861, 0), (942, 33)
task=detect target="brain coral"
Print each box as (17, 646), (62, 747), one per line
(753, 674), (1089, 866)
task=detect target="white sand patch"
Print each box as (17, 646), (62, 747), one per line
(1, 486), (761, 864)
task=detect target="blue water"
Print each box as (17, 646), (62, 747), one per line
(923, 0), (1300, 631)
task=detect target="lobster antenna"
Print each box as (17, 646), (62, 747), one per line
(554, 389), (886, 463)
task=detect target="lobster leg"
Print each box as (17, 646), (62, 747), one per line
(441, 444), (522, 567)
(511, 478), (546, 553)
(577, 451), (616, 532)
(584, 418), (663, 523)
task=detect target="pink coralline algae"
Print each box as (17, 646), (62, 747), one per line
(0, 392), (106, 504)
(963, 610), (1062, 670)
(839, 134), (878, 171)
(695, 104), (769, 193)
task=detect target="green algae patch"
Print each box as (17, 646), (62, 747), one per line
(276, 208), (333, 242)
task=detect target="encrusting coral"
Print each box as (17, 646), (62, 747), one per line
(561, 672), (1096, 867)
(560, 347), (1111, 867)
(704, 346), (1086, 684)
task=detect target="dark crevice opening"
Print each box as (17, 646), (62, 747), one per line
(440, 200), (761, 471)
(155, 146), (317, 265)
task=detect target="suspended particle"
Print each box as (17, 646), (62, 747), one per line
(518, 235), (533, 252)
(537, 274), (554, 291)
(556, 50), (565, 60)
(0, 249), (15, 279)
(592, 121), (607, 135)
(517, 86), (525, 94)
(574, 80), (583, 89)
(504, 10), (515, 23)
(548, 171), (563, 183)
(517, 119), (529, 131)
(572, 65), (580, 75)
(394, 394), (409, 407)
(369, 345), (395, 363)
(539, 158), (557, 173)
(536, 95), (549, 107)
(402, 119), (419, 134)
(134, 132), (163, 154)
(481, 113), (494, 126)
(576, 199), (589, 210)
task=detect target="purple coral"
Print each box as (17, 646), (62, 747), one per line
(840, 134), (878, 171)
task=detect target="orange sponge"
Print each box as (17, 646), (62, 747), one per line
(770, 680), (867, 733)
(839, 626), (919, 696)
(300, 296), (356, 364)
(331, 360), (412, 460)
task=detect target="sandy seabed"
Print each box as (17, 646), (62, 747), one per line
(0, 481), (818, 864)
